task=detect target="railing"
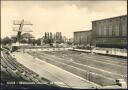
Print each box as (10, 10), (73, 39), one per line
(1, 50), (51, 84)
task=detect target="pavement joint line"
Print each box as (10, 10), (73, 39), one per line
(80, 55), (127, 64)
(59, 49), (127, 63)
(40, 51), (127, 68)
(79, 56), (126, 68)
(13, 53), (62, 84)
(80, 56), (126, 68)
(73, 49), (127, 57)
(72, 61), (126, 77)
(27, 52), (102, 87)
(35, 52), (116, 82)
(68, 53), (126, 68)
(79, 54), (127, 65)
(14, 52), (101, 88)
(37, 55), (117, 86)
(38, 52), (126, 77)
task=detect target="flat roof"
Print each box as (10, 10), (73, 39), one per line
(74, 30), (92, 33)
(92, 15), (127, 22)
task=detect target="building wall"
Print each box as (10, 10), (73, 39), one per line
(74, 30), (92, 45)
(92, 15), (127, 48)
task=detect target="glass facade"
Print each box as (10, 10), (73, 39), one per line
(92, 15), (127, 48)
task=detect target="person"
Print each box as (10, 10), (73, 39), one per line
(90, 47), (93, 54)
(106, 50), (109, 54)
(33, 56), (36, 59)
(23, 48), (25, 53)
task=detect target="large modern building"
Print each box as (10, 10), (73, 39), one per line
(92, 15), (127, 48)
(74, 30), (92, 46)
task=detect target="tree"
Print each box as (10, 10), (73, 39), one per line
(11, 36), (17, 43)
(36, 38), (41, 45)
(1, 37), (12, 45)
(31, 39), (36, 46)
(20, 39), (27, 43)
(43, 32), (48, 44)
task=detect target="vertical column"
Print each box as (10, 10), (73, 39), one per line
(119, 17), (122, 37)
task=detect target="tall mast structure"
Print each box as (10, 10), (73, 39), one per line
(13, 19), (33, 44)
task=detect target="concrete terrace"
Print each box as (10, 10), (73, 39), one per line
(13, 52), (101, 89)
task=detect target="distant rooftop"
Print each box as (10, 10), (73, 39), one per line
(21, 33), (35, 38)
(92, 15), (127, 22)
(74, 30), (92, 33)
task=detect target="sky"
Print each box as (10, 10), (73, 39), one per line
(1, 1), (127, 39)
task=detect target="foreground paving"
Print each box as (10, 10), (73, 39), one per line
(41, 51), (127, 76)
(13, 52), (101, 89)
(28, 50), (127, 86)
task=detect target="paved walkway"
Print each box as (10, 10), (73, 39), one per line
(12, 52), (101, 89)
(70, 49), (127, 57)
